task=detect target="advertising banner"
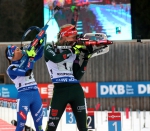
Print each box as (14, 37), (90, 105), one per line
(38, 83), (54, 98)
(2, 81), (150, 99)
(80, 83), (97, 98)
(38, 82), (97, 99)
(0, 98), (3, 107)
(98, 81), (150, 98)
(0, 84), (17, 98)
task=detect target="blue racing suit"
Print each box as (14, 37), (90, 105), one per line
(6, 46), (44, 131)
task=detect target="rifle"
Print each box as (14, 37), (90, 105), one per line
(57, 33), (113, 58)
(19, 6), (61, 69)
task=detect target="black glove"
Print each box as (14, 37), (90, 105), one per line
(86, 45), (93, 53)
(83, 52), (92, 60)
(82, 45), (93, 60)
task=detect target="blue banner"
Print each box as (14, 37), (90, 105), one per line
(66, 112), (76, 124)
(97, 81), (150, 98)
(12, 102), (17, 109)
(43, 108), (48, 117)
(108, 121), (121, 131)
(0, 84), (17, 98)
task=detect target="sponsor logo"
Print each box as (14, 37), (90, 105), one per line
(51, 109), (58, 117)
(59, 46), (71, 49)
(2, 87), (10, 97)
(49, 122), (55, 127)
(77, 105), (85, 112)
(108, 115), (121, 119)
(35, 105), (43, 117)
(47, 49), (56, 56)
(63, 54), (67, 59)
(49, 116), (59, 120)
(19, 111), (26, 120)
(19, 122), (25, 127)
(69, 78), (77, 82)
(56, 78), (68, 82)
(57, 73), (73, 76)
(22, 106), (28, 112)
(100, 85), (125, 95)
(36, 112), (44, 122)
(138, 84), (150, 94)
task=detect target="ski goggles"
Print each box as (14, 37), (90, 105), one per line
(7, 45), (17, 60)
(60, 26), (77, 37)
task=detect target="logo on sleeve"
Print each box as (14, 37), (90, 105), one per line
(63, 54), (67, 59)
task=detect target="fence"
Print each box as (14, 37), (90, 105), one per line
(0, 98), (150, 131)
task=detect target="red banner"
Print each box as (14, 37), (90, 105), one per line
(66, 104), (73, 112)
(87, 108), (94, 116)
(38, 82), (97, 99)
(80, 82), (97, 98)
(108, 112), (121, 121)
(38, 83), (54, 98)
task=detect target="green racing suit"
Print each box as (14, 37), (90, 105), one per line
(44, 43), (89, 131)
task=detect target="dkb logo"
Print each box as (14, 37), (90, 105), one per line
(100, 85), (125, 95)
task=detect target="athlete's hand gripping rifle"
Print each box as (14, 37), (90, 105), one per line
(19, 6), (61, 69)
(77, 33), (113, 58)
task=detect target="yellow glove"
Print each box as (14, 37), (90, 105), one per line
(39, 38), (44, 44)
(72, 45), (86, 55)
(74, 45), (86, 49)
(26, 47), (36, 57)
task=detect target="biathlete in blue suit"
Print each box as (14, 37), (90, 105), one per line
(5, 40), (45, 131)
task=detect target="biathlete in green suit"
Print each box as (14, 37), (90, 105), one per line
(44, 24), (92, 131)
